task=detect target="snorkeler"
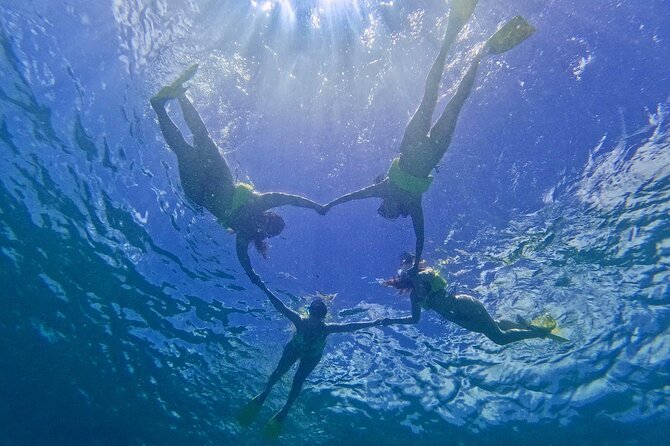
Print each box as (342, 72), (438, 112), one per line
(237, 279), (387, 437)
(323, 0), (535, 270)
(150, 65), (323, 282)
(383, 255), (567, 345)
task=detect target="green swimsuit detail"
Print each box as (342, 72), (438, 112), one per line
(220, 182), (255, 228)
(387, 158), (433, 194)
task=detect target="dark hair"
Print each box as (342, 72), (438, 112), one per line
(377, 200), (397, 221)
(262, 211), (285, 238)
(383, 253), (428, 291)
(308, 299), (328, 319)
(251, 211), (285, 258)
(383, 272), (414, 291)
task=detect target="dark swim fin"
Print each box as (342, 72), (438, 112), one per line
(236, 396), (263, 427)
(486, 16), (535, 55)
(152, 63), (199, 102)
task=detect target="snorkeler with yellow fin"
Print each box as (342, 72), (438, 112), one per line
(384, 255), (568, 345)
(530, 314), (570, 343)
(322, 0), (535, 272)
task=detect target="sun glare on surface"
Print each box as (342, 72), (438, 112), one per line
(250, 0), (365, 25)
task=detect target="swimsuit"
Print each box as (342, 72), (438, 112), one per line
(387, 158), (433, 194)
(219, 182), (255, 228)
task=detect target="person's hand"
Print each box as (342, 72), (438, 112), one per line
(407, 264), (419, 278)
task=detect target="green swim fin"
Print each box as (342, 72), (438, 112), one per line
(236, 396), (263, 427)
(530, 314), (557, 331)
(152, 63), (199, 102)
(547, 332), (570, 343)
(486, 16), (535, 55)
(530, 314), (569, 343)
(263, 417), (283, 439)
(447, 0), (479, 35)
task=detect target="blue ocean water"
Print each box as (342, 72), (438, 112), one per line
(1, 0), (669, 445)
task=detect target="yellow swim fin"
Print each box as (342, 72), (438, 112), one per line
(448, 0), (479, 34)
(530, 314), (556, 331)
(172, 63), (199, 87)
(152, 63), (199, 102)
(531, 314), (569, 343)
(263, 417), (283, 439)
(236, 396), (263, 427)
(547, 332), (570, 343)
(487, 16), (535, 55)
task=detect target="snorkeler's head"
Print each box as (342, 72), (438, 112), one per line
(261, 211), (285, 238)
(383, 270), (414, 291)
(383, 255), (441, 295)
(378, 197), (403, 220)
(308, 299), (328, 320)
(250, 211), (285, 258)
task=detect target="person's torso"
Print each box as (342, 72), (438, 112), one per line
(210, 185), (260, 232)
(291, 318), (328, 357)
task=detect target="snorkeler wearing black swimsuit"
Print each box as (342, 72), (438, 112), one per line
(150, 65), (323, 281)
(323, 0), (535, 271)
(237, 279), (387, 437)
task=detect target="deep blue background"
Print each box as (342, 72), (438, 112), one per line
(1, 1), (669, 445)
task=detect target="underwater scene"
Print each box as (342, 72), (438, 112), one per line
(1, 0), (669, 445)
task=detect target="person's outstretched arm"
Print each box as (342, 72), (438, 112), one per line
(323, 181), (387, 212)
(259, 281), (302, 326)
(410, 203), (425, 270)
(326, 318), (384, 334)
(381, 296), (421, 325)
(236, 235), (261, 284)
(256, 192), (323, 213)
(235, 236), (302, 325)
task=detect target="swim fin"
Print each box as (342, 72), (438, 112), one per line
(236, 395), (263, 427)
(486, 16), (535, 55)
(152, 63), (199, 102)
(547, 332), (570, 343)
(530, 314), (569, 343)
(530, 314), (557, 331)
(447, 0), (479, 35)
(263, 415), (284, 439)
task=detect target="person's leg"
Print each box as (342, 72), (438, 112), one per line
(176, 94), (210, 145)
(428, 16), (534, 163)
(426, 49), (485, 162)
(496, 319), (524, 331)
(399, 0), (477, 153)
(255, 343), (301, 404)
(177, 93), (235, 184)
(271, 353), (322, 423)
(237, 342), (300, 426)
(447, 294), (550, 346)
(151, 98), (192, 160)
(176, 94), (235, 185)
(484, 319), (548, 345)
